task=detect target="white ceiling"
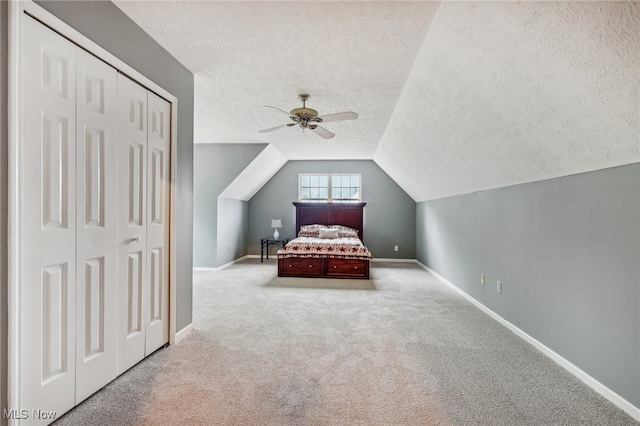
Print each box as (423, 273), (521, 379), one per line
(113, 1), (639, 202)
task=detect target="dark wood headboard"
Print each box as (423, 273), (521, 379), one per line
(293, 202), (366, 242)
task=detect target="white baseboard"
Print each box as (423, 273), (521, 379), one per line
(193, 256), (249, 272)
(416, 261), (640, 422)
(174, 323), (194, 344)
(217, 256), (248, 271)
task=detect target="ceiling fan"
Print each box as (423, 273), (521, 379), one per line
(259, 94), (358, 139)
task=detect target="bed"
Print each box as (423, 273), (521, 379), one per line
(277, 202), (371, 279)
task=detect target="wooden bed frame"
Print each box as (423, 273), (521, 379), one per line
(277, 202), (370, 279)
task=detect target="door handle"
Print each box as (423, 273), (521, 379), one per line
(130, 235), (140, 243)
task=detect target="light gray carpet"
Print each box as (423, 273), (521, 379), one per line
(54, 259), (638, 425)
(266, 276), (377, 290)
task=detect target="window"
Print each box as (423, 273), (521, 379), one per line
(299, 174), (361, 203)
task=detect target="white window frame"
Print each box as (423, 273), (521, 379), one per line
(298, 173), (361, 203)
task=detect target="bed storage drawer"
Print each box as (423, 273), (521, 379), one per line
(325, 258), (369, 278)
(279, 257), (323, 277)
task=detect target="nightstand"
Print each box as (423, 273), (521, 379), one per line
(260, 238), (289, 262)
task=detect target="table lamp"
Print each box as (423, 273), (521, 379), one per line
(271, 219), (282, 239)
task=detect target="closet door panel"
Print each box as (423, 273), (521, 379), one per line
(75, 48), (118, 403)
(117, 75), (148, 374)
(145, 92), (171, 355)
(21, 15), (77, 421)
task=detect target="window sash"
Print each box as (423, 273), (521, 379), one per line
(299, 174), (361, 203)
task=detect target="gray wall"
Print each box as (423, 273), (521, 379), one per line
(34, 0), (195, 332)
(248, 160), (416, 259)
(416, 163), (640, 407)
(217, 198), (250, 266)
(193, 143), (266, 268)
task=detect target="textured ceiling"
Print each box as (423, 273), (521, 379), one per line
(114, 1), (639, 202)
(114, 0), (439, 159)
(375, 1), (640, 200)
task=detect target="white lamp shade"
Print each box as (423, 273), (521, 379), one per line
(271, 219), (282, 240)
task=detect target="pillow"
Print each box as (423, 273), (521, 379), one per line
(298, 224), (323, 238)
(329, 225), (359, 239)
(298, 229), (319, 238)
(300, 224), (323, 231)
(318, 228), (339, 239)
(337, 230), (359, 238)
(329, 225), (358, 233)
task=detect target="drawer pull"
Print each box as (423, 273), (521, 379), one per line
(288, 264), (292, 267)
(333, 265), (337, 269)
(309, 264), (313, 268)
(354, 266), (358, 269)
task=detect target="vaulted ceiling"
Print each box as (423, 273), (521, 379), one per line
(113, 1), (639, 202)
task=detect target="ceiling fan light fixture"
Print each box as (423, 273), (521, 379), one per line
(290, 107), (318, 117)
(260, 93), (358, 139)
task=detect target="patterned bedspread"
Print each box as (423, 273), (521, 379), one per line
(277, 237), (372, 260)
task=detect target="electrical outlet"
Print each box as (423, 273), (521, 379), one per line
(394, 245), (398, 251)
(481, 273), (485, 284)
(227, 244), (231, 252)
(497, 280), (502, 293)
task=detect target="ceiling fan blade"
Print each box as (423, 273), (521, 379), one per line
(264, 105), (295, 117)
(310, 125), (335, 139)
(317, 111), (358, 123)
(259, 123), (295, 133)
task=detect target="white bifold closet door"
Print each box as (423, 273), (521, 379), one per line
(117, 75), (170, 375)
(144, 87), (171, 356)
(21, 15), (80, 418)
(21, 14), (118, 417)
(74, 32), (119, 403)
(20, 14), (170, 424)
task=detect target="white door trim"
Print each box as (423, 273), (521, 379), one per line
(8, 0), (179, 419)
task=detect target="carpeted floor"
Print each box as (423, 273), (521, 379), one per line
(54, 259), (638, 425)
